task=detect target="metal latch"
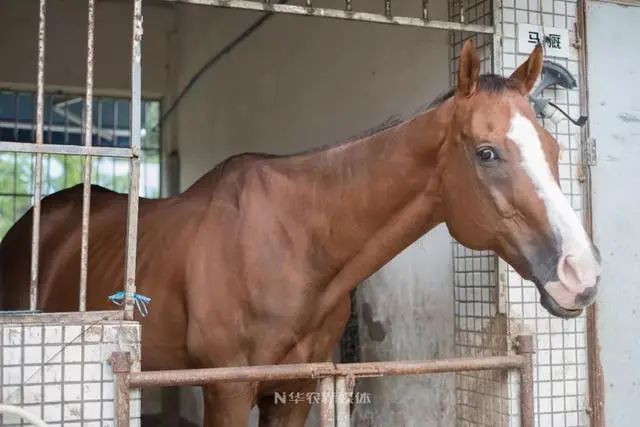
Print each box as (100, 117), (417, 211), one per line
(582, 138), (597, 166)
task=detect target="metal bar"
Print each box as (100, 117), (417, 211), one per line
(576, 1), (605, 423)
(422, 0), (429, 20)
(0, 310), (124, 324)
(345, 0), (352, 12)
(460, 0), (465, 24)
(109, 352), (132, 427)
(0, 141), (135, 157)
(129, 363), (336, 388)
(79, 0), (96, 312)
(164, 0), (495, 34)
(319, 376), (335, 427)
(516, 335), (535, 427)
(30, 0), (47, 311)
(123, 0), (143, 320)
(491, 0), (503, 75)
(128, 356), (524, 388)
(335, 376), (349, 427)
(305, 0), (312, 8)
(334, 355), (525, 377)
(384, 0), (391, 17)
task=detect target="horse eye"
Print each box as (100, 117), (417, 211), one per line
(477, 147), (499, 163)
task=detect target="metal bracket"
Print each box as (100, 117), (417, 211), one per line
(582, 138), (597, 167)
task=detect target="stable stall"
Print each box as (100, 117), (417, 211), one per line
(0, 0), (604, 426)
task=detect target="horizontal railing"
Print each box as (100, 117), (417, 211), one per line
(164, 0), (495, 34)
(109, 334), (535, 427)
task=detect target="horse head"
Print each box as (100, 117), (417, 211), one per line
(440, 40), (601, 318)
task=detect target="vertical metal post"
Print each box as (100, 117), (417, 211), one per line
(335, 376), (350, 427)
(422, 0), (429, 20)
(305, 0), (312, 7)
(384, 0), (391, 17)
(516, 334), (535, 427)
(575, 2), (605, 425)
(319, 376), (335, 427)
(491, 0), (503, 75)
(124, 0), (143, 320)
(460, 0), (465, 23)
(345, 0), (352, 12)
(109, 352), (132, 427)
(79, 0), (96, 312)
(30, 0), (47, 311)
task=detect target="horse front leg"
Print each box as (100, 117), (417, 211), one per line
(257, 379), (317, 427)
(202, 382), (255, 427)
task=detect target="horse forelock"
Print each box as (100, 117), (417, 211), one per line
(424, 74), (521, 111)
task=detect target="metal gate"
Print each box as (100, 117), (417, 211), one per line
(0, 0), (144, 425)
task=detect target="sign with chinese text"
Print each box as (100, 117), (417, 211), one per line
(517, 23), (570, 58)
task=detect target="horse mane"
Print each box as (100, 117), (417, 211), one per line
(188, 73), (522, 189)
(286, 73), (520, 158)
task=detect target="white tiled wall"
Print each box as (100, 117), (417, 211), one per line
(449, 1), (514, 426)
(450, 0), (590, 426)
(498, 0), (590, 426)
(0, 316), (141, 426)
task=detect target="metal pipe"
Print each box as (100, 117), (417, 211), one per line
(30, 0), (47, 311)
(128, 356), (524, 388)
(0, 405), (48, 427)
(129, 362), (336, 388)
(163, 0), (495, 34)
(460, 0), (465, 23)
(422, 0), (429, 20)
(576, 1), (605, 424)
(79, 0), (96, 312)
(334, 355), (525, 377)
(319, 376), (335, 427)
(124, 0), (143, 320)
(516, 335), (535, 427)
(109, 352), (132, 427)
(335, 376), (350, 427)
(384, 0), (391, 17)
(0, 141), (136, 157)
(345, 0), (352, 12)
(491, 0), (503, 93)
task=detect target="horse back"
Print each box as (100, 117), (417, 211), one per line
(0, 184), (127, 310)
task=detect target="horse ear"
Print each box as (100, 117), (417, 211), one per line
(508, 44), (544, 94)
(457, 40), (480, 98)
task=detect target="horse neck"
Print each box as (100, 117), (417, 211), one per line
(271, 103), (452, 290)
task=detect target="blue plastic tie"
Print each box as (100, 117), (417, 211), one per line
(108, 291), (151, 317)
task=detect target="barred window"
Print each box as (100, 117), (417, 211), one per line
(0, 90), (161, 237)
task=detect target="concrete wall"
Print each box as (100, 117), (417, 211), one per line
(169, 1), (455, 425)
(0, 0), (173, 96)
(587, 2), (640, 425)
(168, 0), (451, 190)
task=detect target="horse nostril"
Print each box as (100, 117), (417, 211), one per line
(574, 286), (597, 306)
(558, 255), (582, 292)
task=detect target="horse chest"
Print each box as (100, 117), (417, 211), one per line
(266, 296), (351, 365)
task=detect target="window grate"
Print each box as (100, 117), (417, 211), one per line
(0, 90), (161, 238)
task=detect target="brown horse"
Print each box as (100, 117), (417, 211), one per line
(0, 41), (600, 426)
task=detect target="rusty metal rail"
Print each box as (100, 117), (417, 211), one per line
(109, 334), (534, 426)
(4, 0), (142, 318)
(164, 0), (495, 34)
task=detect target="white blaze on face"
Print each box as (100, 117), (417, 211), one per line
(506, 112), (600, 308)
